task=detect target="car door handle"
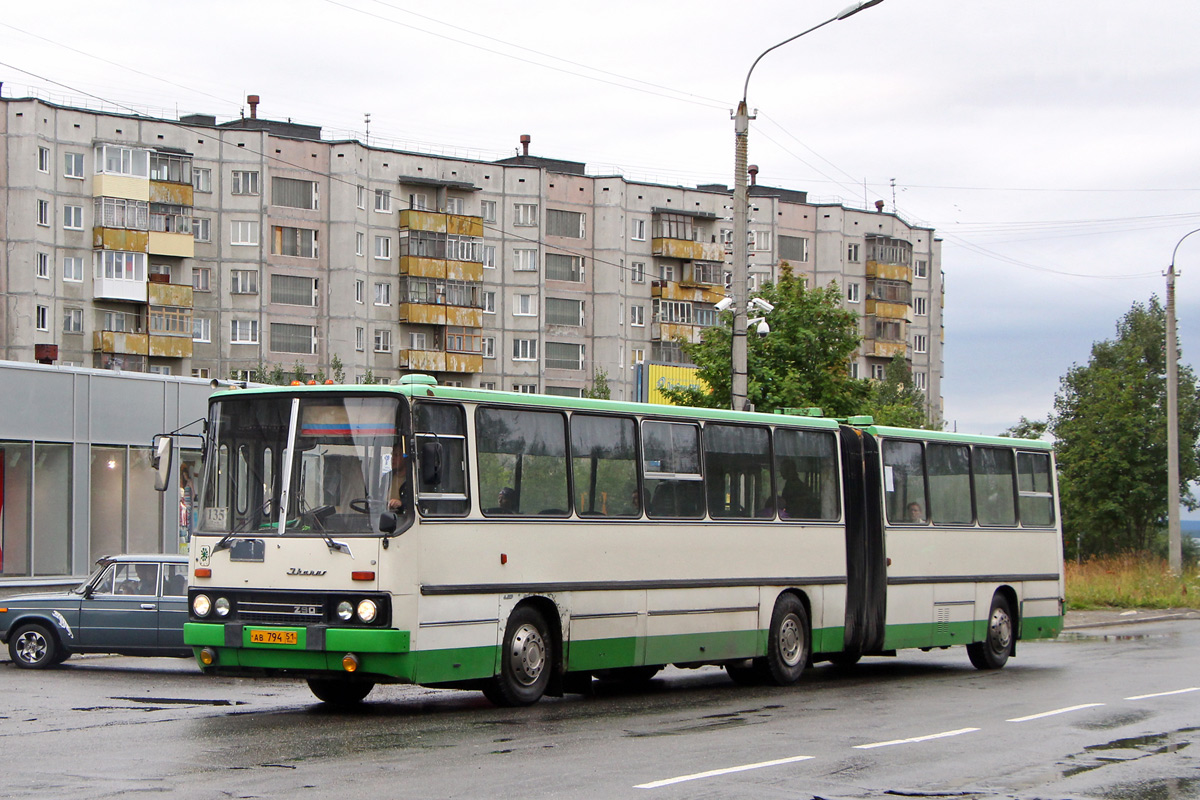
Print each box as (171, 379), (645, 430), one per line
(140, 603), (157, 610)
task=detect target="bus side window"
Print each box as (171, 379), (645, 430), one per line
(927, 443), (973, 525)
(882, 440), (927, 524)
(477, 406), (569, 517)
(642, 421), (704, 520)
(413, 402), (470, 515)
(774, 429), (839, 520)
(570, 413), (639, 517)
(1017, 451), (1055, 526)
(703, 423), (772, 519)
(973, 447), (1016, 526)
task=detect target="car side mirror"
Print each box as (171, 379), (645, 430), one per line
(420, 440), (443, 487)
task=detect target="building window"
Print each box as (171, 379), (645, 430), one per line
(270, 323), (317, 355)
(514, 383), (537, 394)
(374, 329), (392, 353)
(654, 299), (692, 324)
(271, 274), (317, 307)
(355, 279), (365, 304)
(482, 336), (496, 358)
(545, 341), (584, 370)
(631, 348), (645, 364)
(149, 203), (193, 235)
(845, 242), (860, 262)
(914, 334), (928, 354)
(63, 307), (83, 333)
(35, 305), (50, 331)
(409, 332), (427, 351)
(374, 282), (391, 306)
(914, 371), (928, 391)
(95, 197), (149, 230)
(547, 209), (585, 238)
(871, 363), (886, 380)
(752, 230), (771, 251)
(914, 259), (928, 279)
(356, 231), (365, 256)
(513, 339), (537, 361)
(231, 270), (259, 295)
(231, 220), (260, 245)
(63, 256), (84, 282)
(94, 144), (149, 177)
(192, 167), (211, 193)
(513, 203), (538, 226)
(546, 253), (583, 282)
(231, 319), (259, 344)
(355, 327), (365, 352)
(445, 197), (465, 215)
(875, 320), (904, 342)
(481, 200), (497, 223)
(272, 226), (319, 258)
(38, 147), (50, 172)
(631, 261), (645, 283)
(374, 189), (391, 213)
(93, 250), (146, 281)
(914, 296), (928, 316)
(850, 361), (860, 379)
(231, 170), (260, 195)
(779, 235), (809, 262)
(193, 218), (211, 242)
(357, 186), (366, 209)
(272, 177), (318, 210)
(192, 317), (211, 343)
(483, 291), (496, 314)
(36, 252), (50, 279)
(408, 193), (429, 211)
(374, 236), (391, 260)
(483, 245), (497, 269)
(847, 282), (860, 303)
(631, 304), (645, 327)
(192, 267), (211, 292)
(546, 297), (583, 326)
(36, 199), (50, 226)
(632, 219), (646, 241)
(191, 368), (211, 379)
(514, 294), (536, 316)
(655, 213), (693, 241)
(64, 152), (84, 179)
(514, 249), (537, 272)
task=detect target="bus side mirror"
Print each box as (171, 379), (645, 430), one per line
(152, 436), (173, 491)
(420, 440), (443, 486)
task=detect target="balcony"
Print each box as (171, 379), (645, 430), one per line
(93, 228), (149, 253)
(94, 330), (148, 356)
(399, 349), (483, 374)
(399, 256), (484, 282)
(651, 280), (725, 305)
(651, 238), (725, 262)
(399, 209), (484, 237)
(399, 303), (483, 328)
(869, 341), (909, 359)
(652, 321), (704, 343)
(865, 299), (912, 321)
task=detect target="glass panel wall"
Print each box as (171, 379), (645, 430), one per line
(90, 446), (127, 560)
(1, 444), (32, 576)
(33, 443), (71, 575)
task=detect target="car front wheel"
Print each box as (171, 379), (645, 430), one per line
(9, 623), (61, 670)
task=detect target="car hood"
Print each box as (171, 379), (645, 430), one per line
(0, 589), (82, 605)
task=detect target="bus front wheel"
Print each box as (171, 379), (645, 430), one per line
(967, 595), (1014, 670)
(307, 677), (375, 705)
(484, 606), (553, 707)
(757, 594), (810, 686)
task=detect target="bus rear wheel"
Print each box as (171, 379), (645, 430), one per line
(967, 595), (1014, 670)
(307, 677), (375, 705)
(484, 606), (553, 707)
(756, 594), (810, 686)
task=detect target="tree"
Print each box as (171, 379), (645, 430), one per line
(864, 354), (932, 428)
(1000, 416), (1048, 440)
(330, 354), (346, 385)
(583, 368), (611, 400)
(661, 265), (870, 415)
(1050, 297), (1200, 559)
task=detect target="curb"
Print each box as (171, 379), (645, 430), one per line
(1063, 611), (1200, 630)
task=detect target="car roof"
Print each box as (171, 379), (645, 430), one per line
(97, 554), (188, 565)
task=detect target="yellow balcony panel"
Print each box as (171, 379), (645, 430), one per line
(652, 238), (725, 261)
(865, 261), (912, 282)
(399, 256), (447, 279)
(402, 349), (446, 372)
(864, 299), (911, 321)
(148, 282), (193, 308)
(149, 182), (194, 206)
(148, 231), (194, 258)
(399, 303), (447, 325)
(446, 306), (483, 327)
(149, 335), (192, 359)
(446, 214), (483, 237)
(658, 322), (700, 342)
(399, 209), (447, 233)
(94, 228), (149, 252)
(445, 353), (483, 374)
(93, 175), (149, 202)
(94, 331), (148, 356)
(871, 341), (908, 359)
(445, 260), (484, 282)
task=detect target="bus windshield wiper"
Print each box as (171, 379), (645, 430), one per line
(212, 499), (274, 553)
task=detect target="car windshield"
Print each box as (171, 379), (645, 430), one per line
(73, 561), (111, 594)
(198, 394), (410, 537)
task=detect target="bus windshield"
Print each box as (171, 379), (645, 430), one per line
(198, 394), (410, 536)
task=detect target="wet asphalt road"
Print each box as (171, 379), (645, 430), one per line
(0, 617), (1196, 800)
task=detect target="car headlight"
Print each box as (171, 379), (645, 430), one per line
(336, 601), (354, 621)
(357, 599), (378, 623)
(215, 597), (230, 617)
(193, 594), (212, 617)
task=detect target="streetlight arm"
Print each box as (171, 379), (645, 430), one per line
(1170, 227), (1200, 268)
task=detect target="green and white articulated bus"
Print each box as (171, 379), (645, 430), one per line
(169, 375), (1063, 706)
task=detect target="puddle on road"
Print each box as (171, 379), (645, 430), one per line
(1078, 710), (1153, 730)
(1097, 777), (1200, 800)
(626, 705), (779, 738)
(1061, 728), (1196, 778)
(1057, 631), (1179, 643)
(112, 696), (243, 706)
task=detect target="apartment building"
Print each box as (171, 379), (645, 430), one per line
(0, 94), (943, 417)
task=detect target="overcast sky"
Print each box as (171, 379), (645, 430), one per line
(5, 0), (1200, 438)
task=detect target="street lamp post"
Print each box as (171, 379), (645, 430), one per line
(729, 0), (885, 411)
(1167, 228), (1200, 574)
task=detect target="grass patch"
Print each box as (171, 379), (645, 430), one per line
(1066, 553), (1200, 610)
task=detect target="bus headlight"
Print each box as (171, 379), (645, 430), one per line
(336, 601), (354, 622)
(215, 597), (230, 617)
(193, 594), (212, 617)
(356, 599), (378, 623)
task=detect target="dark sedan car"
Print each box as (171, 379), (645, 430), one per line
(0, 554), (190, 669)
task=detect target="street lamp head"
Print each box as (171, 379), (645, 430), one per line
(837, 0), (885, 20)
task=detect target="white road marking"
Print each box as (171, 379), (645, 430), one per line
(1006, 703), (1105, 722)
(634, 755), (815, 789)
(1126, 687), (1200, 700)
(853, 727), (980, 749)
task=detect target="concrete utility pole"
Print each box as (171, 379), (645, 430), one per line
(729, 0), (885, 411)
(1167, 228), (1200, 574)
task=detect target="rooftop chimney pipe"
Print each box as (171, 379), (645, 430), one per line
(247, 95), (260, 119)
(748, 164), (759, 186)
(520, 134), (531, 156)
(875, 200), (885, 213)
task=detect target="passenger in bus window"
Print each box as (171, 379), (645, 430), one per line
(497, 487), (517, 513)
(779, 461), (819, 519)
(907, 502), (925, 523)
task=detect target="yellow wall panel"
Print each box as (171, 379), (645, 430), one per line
(149, 182), (194, 206)
(148, 231), (195, 258)
(93, 175), (149, 201)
